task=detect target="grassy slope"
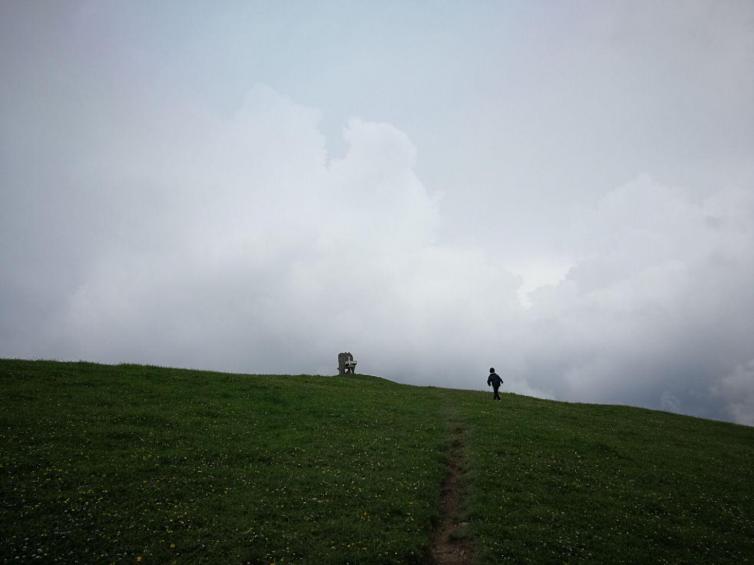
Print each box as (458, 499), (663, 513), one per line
(1, 359), (753, 564)
(457, 392), (754, 563)
(1, 361), (447, 564)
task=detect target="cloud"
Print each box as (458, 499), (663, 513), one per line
(0, 84), (518, 382)
(712, 361), (754, 427)
(519, 177), (754, 423)
(2, 82), (753, 425)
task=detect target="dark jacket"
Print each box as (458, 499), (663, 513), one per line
(487, 372), (503, 388)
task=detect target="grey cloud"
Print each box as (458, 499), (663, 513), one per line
(4, 82), (753, 425)
(517, 178), (754, 422)
(2, 2), (754, 426)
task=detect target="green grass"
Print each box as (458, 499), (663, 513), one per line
(456, 393), (754, 563)
(1, 359), (753, 564)
(0, 360), (447, 563)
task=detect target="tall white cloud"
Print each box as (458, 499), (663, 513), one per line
(2, 0), (754, 429)
(3, 84), (752, 424)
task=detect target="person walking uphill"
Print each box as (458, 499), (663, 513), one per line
(487, 368), (503, 400)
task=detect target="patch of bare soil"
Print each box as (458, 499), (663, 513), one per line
(430, 423), (473, 565)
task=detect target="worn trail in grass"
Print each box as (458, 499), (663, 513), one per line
(430, 408), (473, 565)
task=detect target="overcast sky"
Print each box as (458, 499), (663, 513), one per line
(2, 1), (753, 425)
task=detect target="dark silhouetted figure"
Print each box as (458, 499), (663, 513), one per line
(487, 367), (503, 400)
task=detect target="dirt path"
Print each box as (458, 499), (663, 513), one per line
(430, 420), (473, 564)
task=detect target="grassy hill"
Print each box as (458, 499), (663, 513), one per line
(1, 359), (753, 564)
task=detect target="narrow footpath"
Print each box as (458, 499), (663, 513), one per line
(430, 417), (473, 565)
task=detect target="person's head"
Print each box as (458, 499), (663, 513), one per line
(489, 367), (495, 373)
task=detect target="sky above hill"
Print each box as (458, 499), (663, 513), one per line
(2, 1), (753, 425)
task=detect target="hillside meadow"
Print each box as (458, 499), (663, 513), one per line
(1, 359), (753, 563)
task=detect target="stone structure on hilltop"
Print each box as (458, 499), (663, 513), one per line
(337, 352), (357, 375)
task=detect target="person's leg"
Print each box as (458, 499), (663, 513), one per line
(493, 386), (500, 400)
